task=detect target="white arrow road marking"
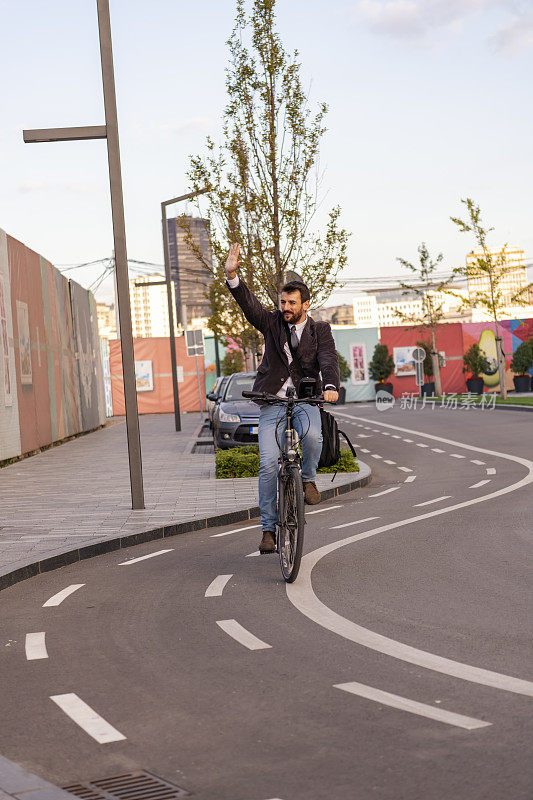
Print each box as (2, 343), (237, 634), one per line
(43, 584), (85, 608)
(307, 505), (342, 516)
(211, 524), (260, 538)
(287, 415), (533, 697)
(216, 619), (271, 650)
(205, 574), (233, 597)
(369, 487), (400, 497)
(25, 632), (48, 660)
(413, 496), (452, 507)
(470, 480), (491, 489)
(450, 453), (466, 459)
(50, 694), (126, 743)
(487, 467), (496, 475)
(334, 683), (491, 731)
(331, 516), (380, 530)
(119, 549), (173, 566)
(404, 475), (417, 483)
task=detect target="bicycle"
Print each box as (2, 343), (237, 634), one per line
(242, 387), (329, 583)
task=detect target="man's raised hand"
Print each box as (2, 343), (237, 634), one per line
(225, 243), (240, 279)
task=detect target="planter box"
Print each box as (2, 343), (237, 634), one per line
(375, 382), (393, 396)
(513, 375), (532, 393)
(466, 378), (484, 394)
(421, 381), (435, 397)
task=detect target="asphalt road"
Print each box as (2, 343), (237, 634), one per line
(1, 404), (532, 800)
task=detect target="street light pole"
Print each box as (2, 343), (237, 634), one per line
(161, 189), (210, 432)
(23, 0), (144, 510)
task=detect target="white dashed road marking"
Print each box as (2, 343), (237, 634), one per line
(471, 459), (485, 465)
(307, 505), (342, 516)
(450, 453), (465, 459)
(397, 467), (413, 473)
(43, 585), (85, 608)
(431, 448), (445, 453)
(371, 454), (383, 459)
(246, 551), (261, 558)
(413, 496), (452, 507)
(369, 487), (400, 497)
(50, 693), (126, 743)
(469, 480), (491, 489)
(391, 435), (401, 439)
(25, 632), (48, 660)
(330, 516), (380, 530)
(403, 439), (413, 443)
(384, 460), (396, 465)
(486, 467), (496, 475)
(205, 574), (233, 597)
(118, 549), (173, 566)
(416, 443), (429, 448)
(334, 682), (491, 731)
(211, 524), (260, 538)
(404, 475), (417, 483)
(216, 619), (271, 650)
(360, 448), (370, 453)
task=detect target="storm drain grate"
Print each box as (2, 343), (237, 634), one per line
(63, 770), (189, 800)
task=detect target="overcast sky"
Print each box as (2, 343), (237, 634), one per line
(1, 0), (532, 304)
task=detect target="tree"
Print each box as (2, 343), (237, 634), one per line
(221, 348), (245, 376)
(395, 243), (449, 395)
(463, 343), (491, 380)
(510, 340), (533, 377)
(184, 0), (349, 353)
(337, 351), (351, 383)
(368, 344), (394, 384)
(450, 198), (533, 399)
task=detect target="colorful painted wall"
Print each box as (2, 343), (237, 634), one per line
(0, 229), (106, 461)
(109, 337), (207, 414)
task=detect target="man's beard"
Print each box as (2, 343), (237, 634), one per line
(283, 309), (304, 325)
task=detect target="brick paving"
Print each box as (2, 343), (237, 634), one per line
(0, 413), (364, 574)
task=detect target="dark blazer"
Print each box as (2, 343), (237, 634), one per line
(227, 277), (340, 397)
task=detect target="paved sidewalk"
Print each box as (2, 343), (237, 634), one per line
(0, 413), (368, 585)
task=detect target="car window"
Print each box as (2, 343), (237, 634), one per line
(223, 374), (256, 401)
(218, 377), (229, 396)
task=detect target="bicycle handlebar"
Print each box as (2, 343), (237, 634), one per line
(241, 390), (333, 405)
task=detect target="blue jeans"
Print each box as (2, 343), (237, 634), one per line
(258, 403), (323, 531)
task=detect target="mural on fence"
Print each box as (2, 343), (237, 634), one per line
(0, 229), (106, 462)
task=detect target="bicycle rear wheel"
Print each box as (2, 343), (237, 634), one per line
(278, 464), (305, 583)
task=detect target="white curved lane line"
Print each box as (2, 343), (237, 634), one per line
(43, 584), (85, 608)
(205, 574), (233, 597)
(334, 682), (491, 730)
(369, 487), (400, 497)
(50, 693), (126, 743)
(216, 619), (271, 650)
(287, 414), (533, 697)
(413, 495), (452, 507)
(25, 632), (48, 660)
(119, 548), (173, 566)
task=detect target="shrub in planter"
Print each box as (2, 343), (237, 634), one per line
(369, 343), (394, 393)
(463, 343), (490, 393)
(215, 444), (359, 478)
(510, 340), (533, 393)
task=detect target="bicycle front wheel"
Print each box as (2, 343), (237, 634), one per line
(278, 464), (305, 583)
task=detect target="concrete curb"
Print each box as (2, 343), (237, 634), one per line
(0, 754), (73, 800)
(0, 465), (371, 593)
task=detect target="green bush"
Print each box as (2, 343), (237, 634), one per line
(510, 340), (533, 376)
(369, 343), (394, 383)
(215, 444), (359, 478)
(463, 343), (490, 379)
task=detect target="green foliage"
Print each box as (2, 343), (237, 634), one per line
(215, 444), (358, 478)
(317, 448), (359, 474)
(510, 340), (533, 376)
(368, 343), (394, 383)
(221, 349), (245, 376)
(185, 0), (349, 350)
(215, 445), (260, 478)
(337, 350), (351, 382)
(416, 340), (433, 380)
(463, 343), (490, 379)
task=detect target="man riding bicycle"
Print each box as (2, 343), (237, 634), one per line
(225, 244), (340, 554)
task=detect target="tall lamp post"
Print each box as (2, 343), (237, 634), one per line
(161, 189), (210, 432)
(23, 0), (144, 509)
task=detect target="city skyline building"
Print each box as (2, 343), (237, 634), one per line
(128, 274), (177, 339)
(166, 216), (213, 327)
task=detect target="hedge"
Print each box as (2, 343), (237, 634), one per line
(215, 444), (359, 479)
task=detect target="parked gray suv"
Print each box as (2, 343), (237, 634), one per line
(212, 372), (258, 450)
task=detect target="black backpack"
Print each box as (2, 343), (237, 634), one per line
(318, 408), (357, 470)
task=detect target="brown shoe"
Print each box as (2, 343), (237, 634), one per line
(303, 481), (321, 505)
(259, 530), (276, 554)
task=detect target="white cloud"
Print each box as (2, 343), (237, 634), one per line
(351, 0), (533, 53)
